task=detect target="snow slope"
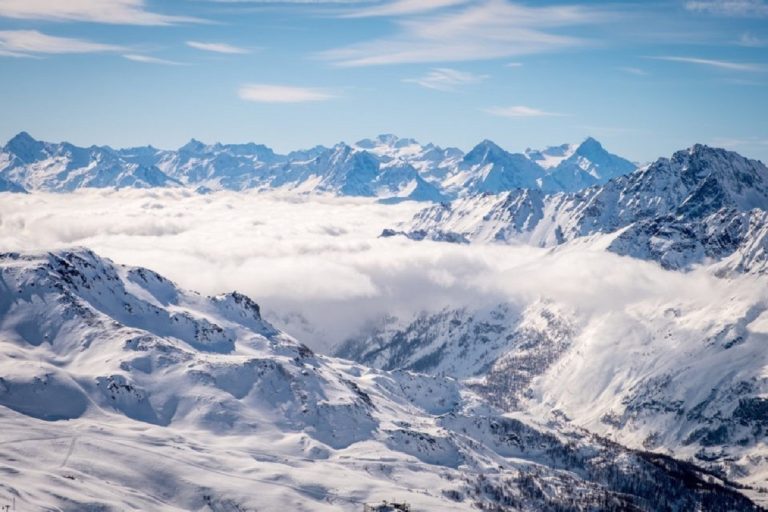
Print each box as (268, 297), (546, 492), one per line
(336, 263), (768, 497)
(0, 248), (759, 511)
(0, 176), (25, 193)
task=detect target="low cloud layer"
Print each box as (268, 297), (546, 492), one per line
(0, 190), (763, 352)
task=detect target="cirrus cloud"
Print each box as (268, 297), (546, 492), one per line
(186, 41), (250, 54)
(0, 30), (125, 57)
(648, 55), (765, 72)
(403, 68), (488, 91)
(123, 54), (185, 65)
(0, 0), (201, 25)
(320, 0), (610, 66)
(342, 0), (470, 18)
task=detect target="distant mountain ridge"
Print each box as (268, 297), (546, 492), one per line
(393, 144), (768, 275)
(0, 131), (637, 200)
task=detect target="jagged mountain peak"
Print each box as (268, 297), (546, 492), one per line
(464, 139), (510, 163)
(6, 130), (38, 146)
(677, 142), (761, 166)
(375, 133), (399, 144)
(4, 131), (47, 163)
(524, 137), (622, 170)
(326, 141), (356, 160)
(215, 141), (275, 155)
(179, 138), (208, 153)
(575, 136), (604, 155)
(638, 143), (768, 210)
(399, 143), (768, 273)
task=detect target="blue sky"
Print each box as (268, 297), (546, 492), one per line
(0, 0), (766, 162)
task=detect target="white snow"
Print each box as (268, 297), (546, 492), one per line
(1, 249), (746, 510)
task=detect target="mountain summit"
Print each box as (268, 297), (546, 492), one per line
(523, 137), (638, 191)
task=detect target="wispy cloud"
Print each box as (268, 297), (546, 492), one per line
(0, 30), (124, 57)
(186, 41), (250, 54)
(618, 66), (648, 76)
(320, 1), (610, 66)
(124, 54), (184, 65)
(505, 62), (523, 68)
(484, 105), (563, 118)
(648, 55), (764, 72)
(342, 0), (469, 18)
(685, 0), (768, 16)
(0, 0), (201, 25)
(403, 68), (487, 91)
(238, 84), (335, 103)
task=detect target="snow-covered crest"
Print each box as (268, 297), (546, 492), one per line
(399, 144), (768, 274)
(0, 132), (637, 200)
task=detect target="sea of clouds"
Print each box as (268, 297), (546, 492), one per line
(0, 189), (764, 352)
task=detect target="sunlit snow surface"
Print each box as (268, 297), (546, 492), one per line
(1, 248), (758, 510)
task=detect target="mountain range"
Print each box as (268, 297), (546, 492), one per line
(1, 249), (759, 510)
(0, 132), (637, 200)
(3, 132), (768, 510)
(390, 144), (768, 275)
(330, 141), (768, 503)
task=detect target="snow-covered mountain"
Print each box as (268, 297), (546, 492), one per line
(336, 300), (574, 410)
(396, 144), (768, 274)
(0, 132), (180, 191)
(0, 248), (760, 510)
(0, 132), (637, 200)
(123, 138), (283, 190)
(442, 139), (546, 195)
(353, 133), (464, 184)
(336, 279), (768, 496)
(525, 137), (637, 192)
